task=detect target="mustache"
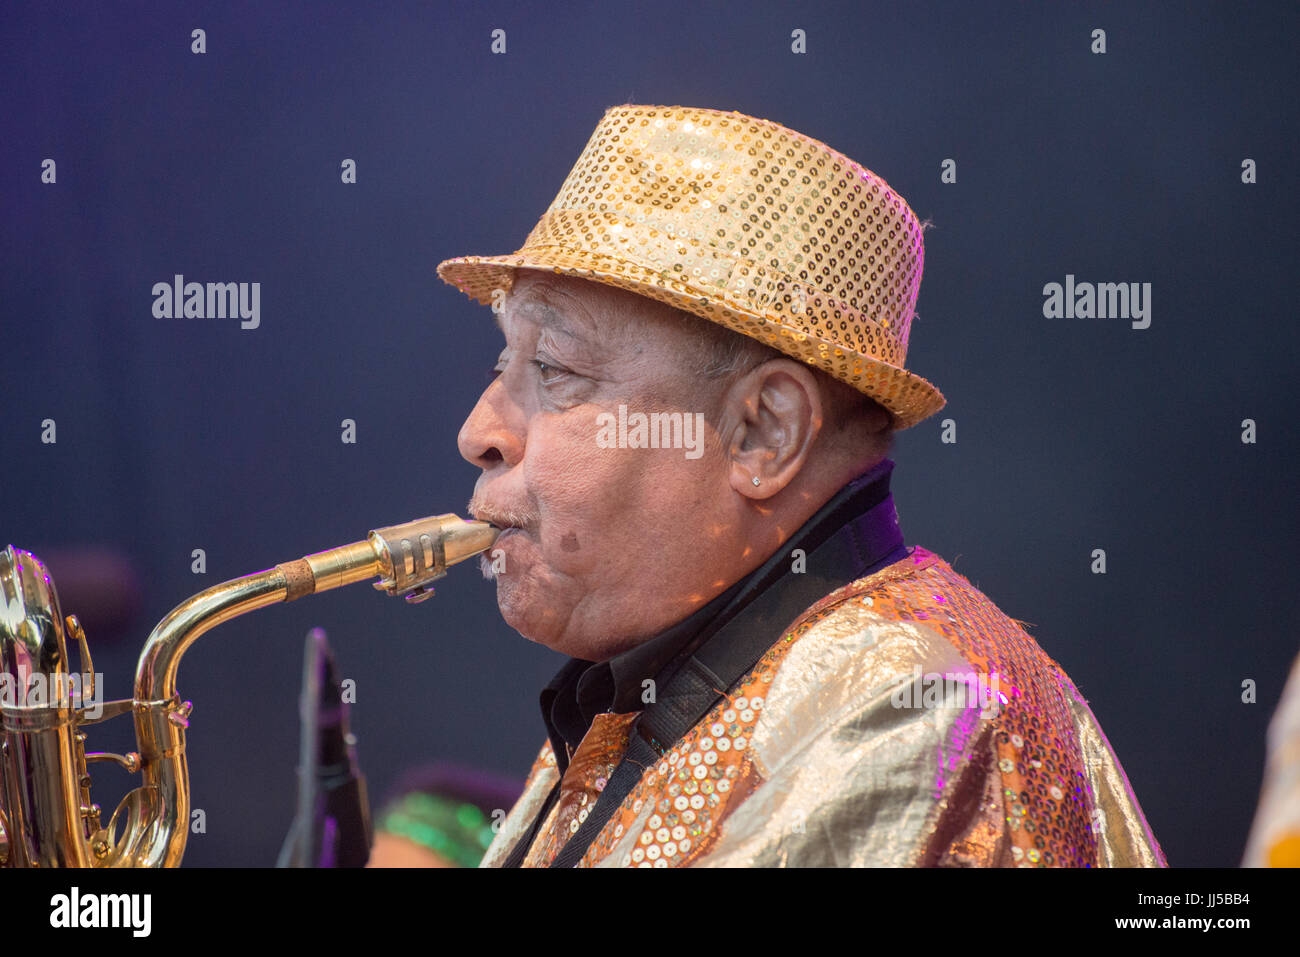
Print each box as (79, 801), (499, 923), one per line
(466, 494), (538, 531)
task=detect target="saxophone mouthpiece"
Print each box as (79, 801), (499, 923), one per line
(439, 516), (501, 567)
(367, 514), (500, 602)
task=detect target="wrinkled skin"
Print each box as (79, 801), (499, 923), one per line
(459, 272), (886, 661)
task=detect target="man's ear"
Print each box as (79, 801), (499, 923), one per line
(721, 359), (825, 500)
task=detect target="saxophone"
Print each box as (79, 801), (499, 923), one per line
(0, 514), (497, 867)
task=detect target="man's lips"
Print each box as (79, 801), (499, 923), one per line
(494, 526), (539, 552)
(471, 509), (533, 534)
(474, 516), (530, 541)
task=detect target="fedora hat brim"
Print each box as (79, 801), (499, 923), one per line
(437, 247), (946, 431)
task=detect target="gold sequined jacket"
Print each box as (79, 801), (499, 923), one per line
(482, 547), (1167, 867)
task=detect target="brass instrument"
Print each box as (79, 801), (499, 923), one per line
(0, 514), (497, 867)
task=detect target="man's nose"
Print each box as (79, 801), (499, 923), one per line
(457, 380), (525, 470)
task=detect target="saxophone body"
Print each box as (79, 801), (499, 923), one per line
(0, 514), (497, 867)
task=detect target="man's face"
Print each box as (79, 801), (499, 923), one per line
(458, 273), (736, 661)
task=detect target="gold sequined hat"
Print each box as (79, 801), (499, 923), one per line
(437, 104), (945, 429)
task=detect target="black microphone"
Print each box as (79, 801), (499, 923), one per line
(277, 627), (372, 867)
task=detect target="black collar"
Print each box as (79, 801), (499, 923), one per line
(539, 457), (904, 773)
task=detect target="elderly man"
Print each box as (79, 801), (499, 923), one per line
(438, 104), (1166, 867)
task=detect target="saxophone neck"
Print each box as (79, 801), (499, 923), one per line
(134, 513), (498, 703)
(122, 514), (498, 867)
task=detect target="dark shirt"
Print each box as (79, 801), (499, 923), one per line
(540, 456), (909, 775)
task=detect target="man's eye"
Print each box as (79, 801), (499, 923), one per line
(532, 359), (568, 384)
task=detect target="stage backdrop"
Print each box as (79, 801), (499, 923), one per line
(3, 0), (1297, 866)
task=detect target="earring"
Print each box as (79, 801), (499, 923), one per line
(752, 476), (761, 486)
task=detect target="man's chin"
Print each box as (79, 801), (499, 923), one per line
(491, 579), (593, 658)
(496, 597), (559, 652)
(478, 538), (601, 657)
(490, 572), (548, 640)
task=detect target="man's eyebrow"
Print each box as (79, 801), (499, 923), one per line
(496, 295), (594, 343)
